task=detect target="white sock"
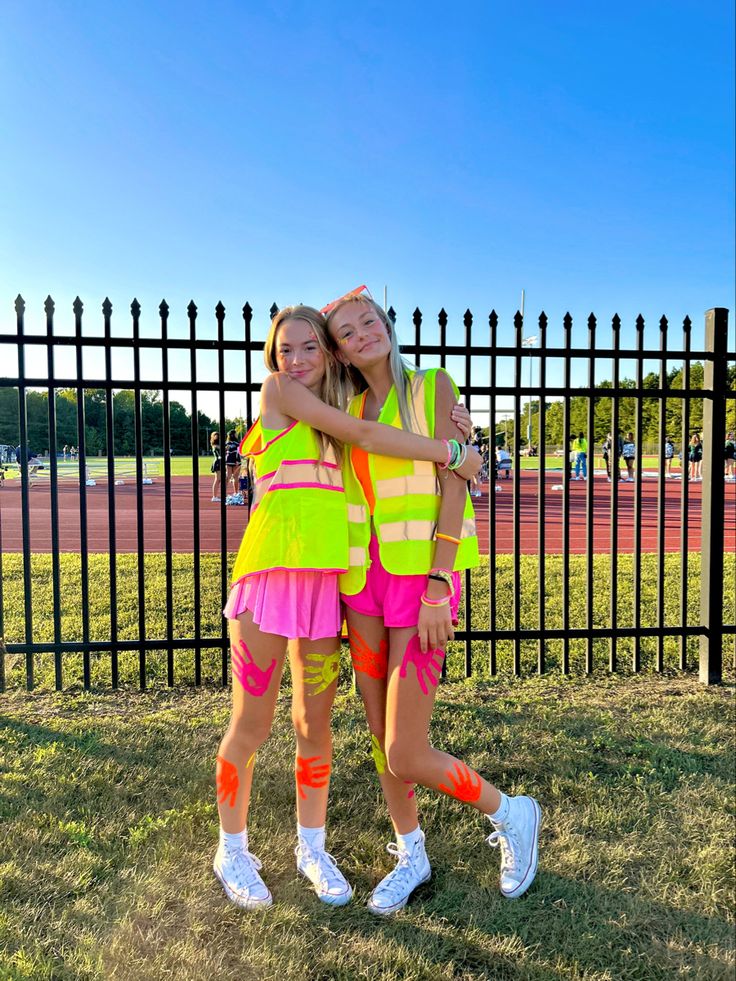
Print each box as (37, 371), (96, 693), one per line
(220, 828), (248, 851)
(298, 823), (326, 851)
(488, 793), (510, 825)
(396, 826), (424, 852)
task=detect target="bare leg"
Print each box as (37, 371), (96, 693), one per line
(346, 610), (420, 835)
(384, 627), (502, 815)
(289, 635), (341, 827)
(215, 611), (286, 833)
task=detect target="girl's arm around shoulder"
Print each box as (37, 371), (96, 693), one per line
(265, 371), (451, 464)
(433, 372), (482, 484)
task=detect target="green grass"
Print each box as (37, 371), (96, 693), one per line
(517, 454), (685, 473)
(1, 456), (217, 481)
(1, 553), (734, 691)
(1, 454), (687, 479)
(0, 674), (733, 980)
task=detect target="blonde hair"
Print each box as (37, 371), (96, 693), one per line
(264, 305), (352, 459)
(325, 296), (420, 433)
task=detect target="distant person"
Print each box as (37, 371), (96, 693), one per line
(724, 431), (735, 481)
(15, 444), (42, 484)
(480, 443), (490, 482)
(664, 436), (676, 478)
(573, 432), (587, 480)
(602, 432), (622, 482)
(496, 444), (511, 478)
(688, 433), (703, 481)
(622, 432), (635, 482)
(225, 429), (242, 495)
(62, 444), (69, 460)
(210, 432), (222, 501)
(601, 434), (612, 482)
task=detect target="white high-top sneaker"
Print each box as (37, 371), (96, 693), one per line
(367, 831), (431, 916)
(213, 843), (273, 910)
(486, 795), (542, 899)
(296, 843), (353, 906)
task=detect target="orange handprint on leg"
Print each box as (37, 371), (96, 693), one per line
(349, 627), (388, 679)
(438, 762), (482, 802)
(295, 755), (331, 800)
(216, 756), (239, 808)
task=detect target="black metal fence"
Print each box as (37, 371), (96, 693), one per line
(0, 297), (733, 691)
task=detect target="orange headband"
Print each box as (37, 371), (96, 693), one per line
(320, 284), (371, 315)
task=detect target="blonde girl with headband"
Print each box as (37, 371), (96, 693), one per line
(325, 287), (542, 915)
(213, 304), (480, 911)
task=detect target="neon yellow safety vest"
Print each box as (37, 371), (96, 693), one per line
(231, 418), (349, 583)
(340, 368), (479, 596)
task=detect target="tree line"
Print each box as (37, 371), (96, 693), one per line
(511, 363), (736, 448)
(0, 362), (733, 457)
(0, 389), (243, 457)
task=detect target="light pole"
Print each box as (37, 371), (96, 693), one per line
(521, 335), (538, 449)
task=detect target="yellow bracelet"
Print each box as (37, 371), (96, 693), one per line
(435, 532), (462, 545)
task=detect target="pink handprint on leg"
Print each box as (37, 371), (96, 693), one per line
(399, 635), (445, 695)
(231, 640), (276, 697)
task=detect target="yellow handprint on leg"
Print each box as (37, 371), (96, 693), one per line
(371, 733), (386, 775)
(303, 648), (340, 696)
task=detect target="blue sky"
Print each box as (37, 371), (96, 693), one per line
(1, 0), (734, 417)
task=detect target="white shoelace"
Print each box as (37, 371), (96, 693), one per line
(486, 826), (521, 875)
(374, 843), (420, 903)
(224, 847), (266, 889)
(297, 845), (345, 892)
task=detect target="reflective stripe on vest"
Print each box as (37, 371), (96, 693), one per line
(252, 458), (342, 511)
(340, 368), (479, 595)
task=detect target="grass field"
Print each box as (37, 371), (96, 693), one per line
(0, 673), (733, 980)
(0, 454), (689, 480)
(2, 553), (735, 691)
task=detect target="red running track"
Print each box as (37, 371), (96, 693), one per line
(1, 471), (733, 554)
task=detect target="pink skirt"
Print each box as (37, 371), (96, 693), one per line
(223, 570), (342, 641)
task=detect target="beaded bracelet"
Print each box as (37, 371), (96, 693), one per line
(420, 592), (451, 607)
(428, 570), (454, 592)
(437, 438), (452, 471)
(439, 438), (462, 471)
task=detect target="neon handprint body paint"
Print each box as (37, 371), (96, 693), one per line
(371, 734), (387, 775)
(216, 756), (239, 808)
(438, 762), (482, 802)
(349, 627), (388, 679)
(231, 640), (276, 697)
(303, 649), (341, 695)
(399, 635), (445, 695)
(295, 755), (331, 799)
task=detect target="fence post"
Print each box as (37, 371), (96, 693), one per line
(699, 307), (729, 684)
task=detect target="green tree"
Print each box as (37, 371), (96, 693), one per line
(113, 391), (135, 455)
(0, 387), (18, 445)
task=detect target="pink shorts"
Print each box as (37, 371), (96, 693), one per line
(342, 535), (461, 628)
(224, 570), (342, 641)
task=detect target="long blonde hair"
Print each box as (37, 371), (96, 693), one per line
(264, 305), (352, 459)
(325, 296), (420, 432)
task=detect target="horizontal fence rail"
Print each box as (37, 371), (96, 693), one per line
(0, 297), (733, 691)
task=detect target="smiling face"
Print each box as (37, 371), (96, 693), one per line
(274, 318), (327, 395)
(326, 299), (392, 370)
